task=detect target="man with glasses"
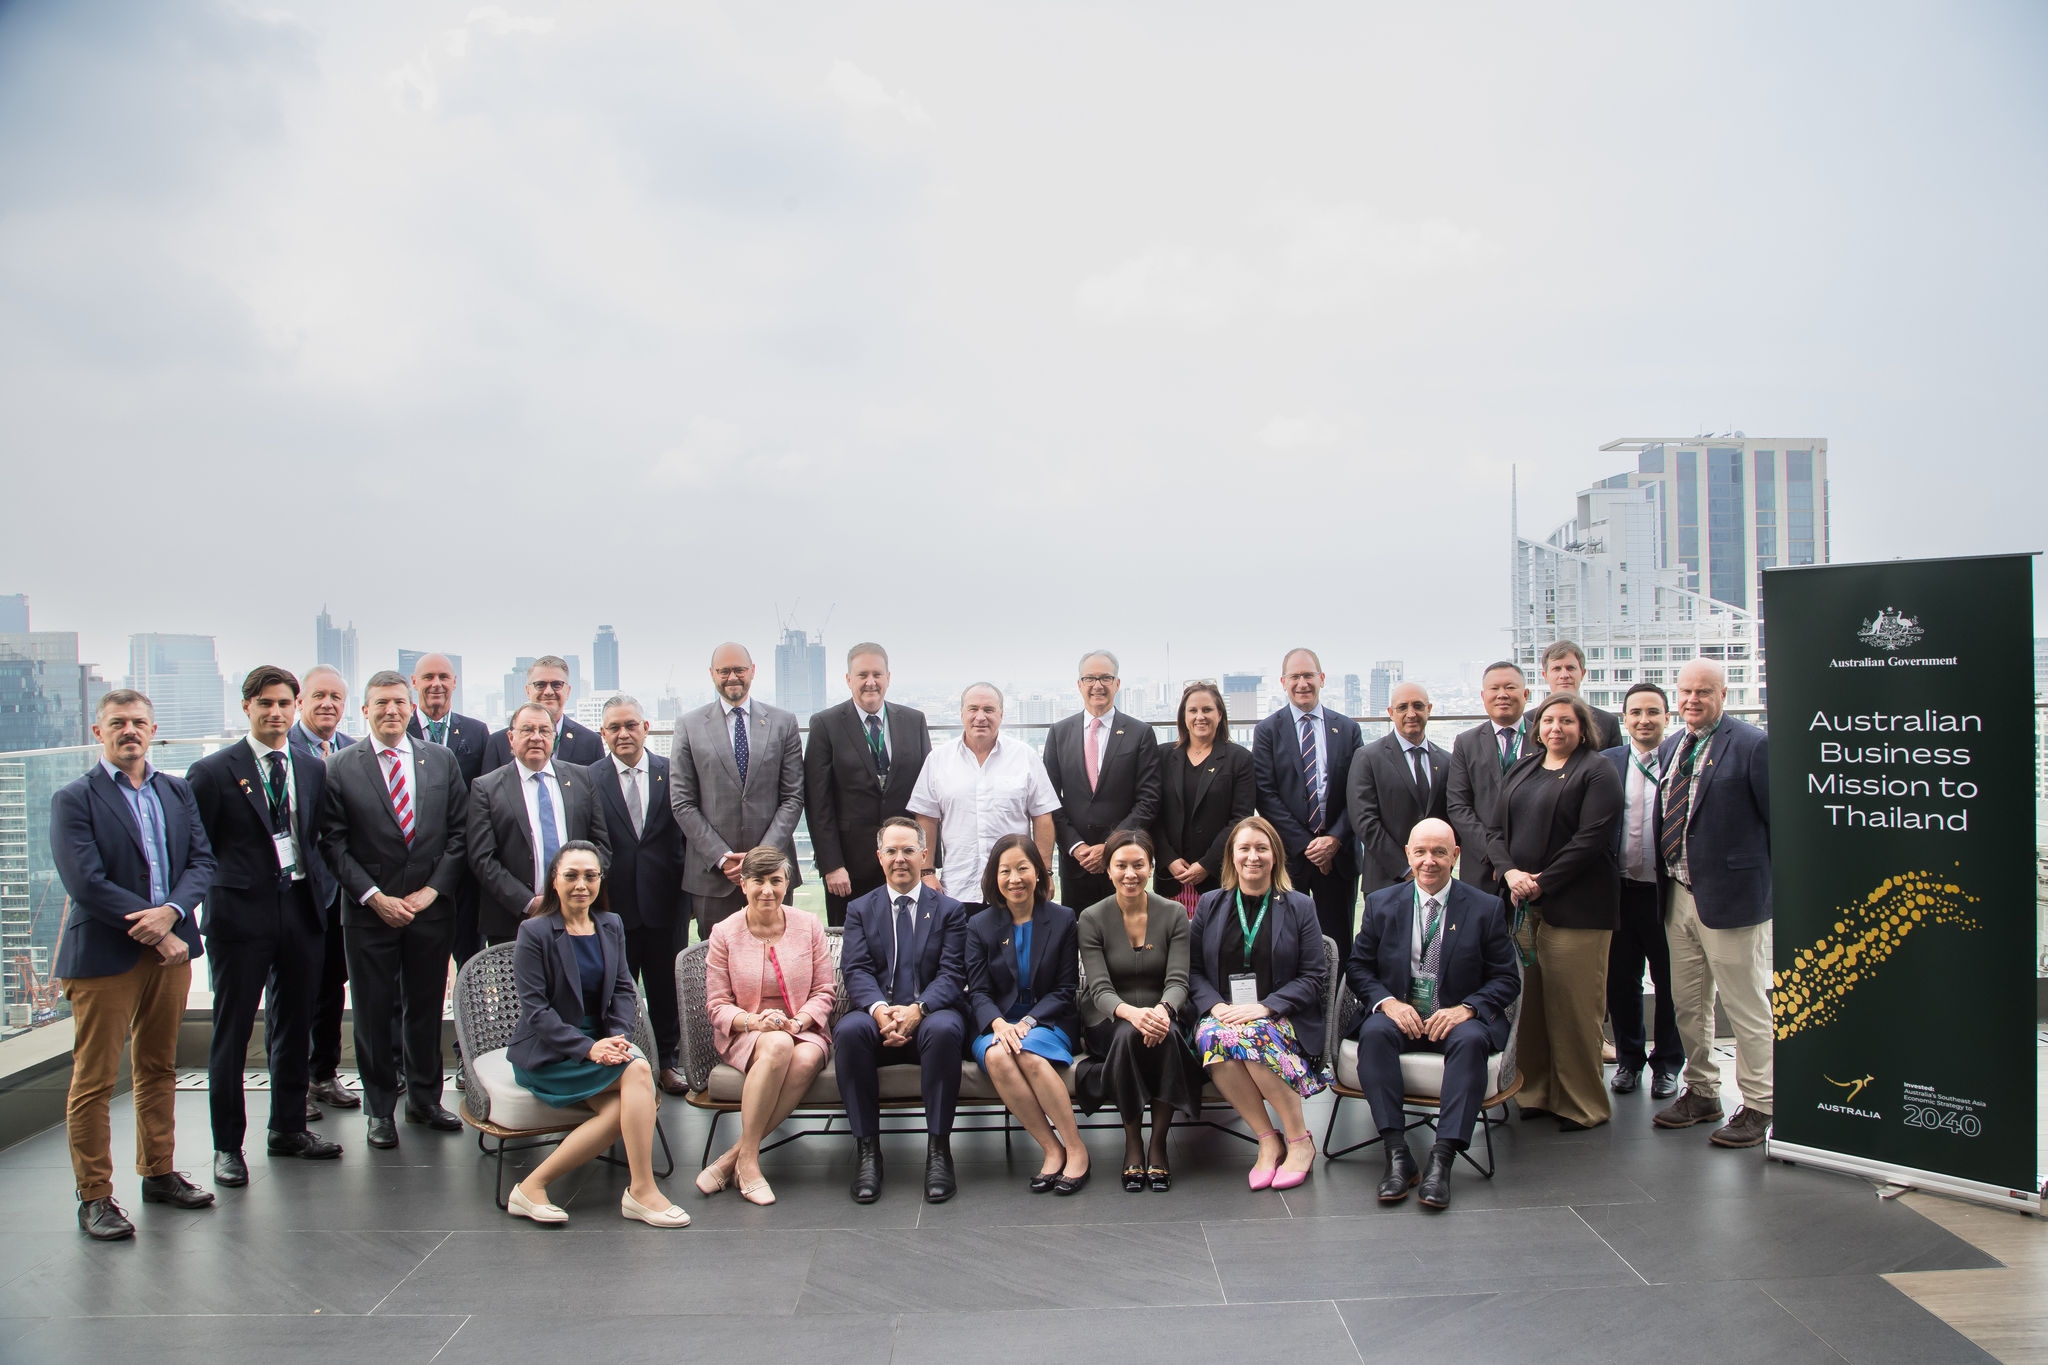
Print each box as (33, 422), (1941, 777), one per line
(1445, 661), (1532, 893)
(1252, 647), (1365, 945)
(469, 702), (612, 945)
(1042, 649), (1161, 909)
(480, 655), (604, 774)
(669, 642), (805, 935)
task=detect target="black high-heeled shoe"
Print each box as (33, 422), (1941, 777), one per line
(1146, 1165), (1172, 1192)
(1122, 1165), (1146, 1193)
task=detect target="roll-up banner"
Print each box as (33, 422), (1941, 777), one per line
(1764, 553), (2040, 1213)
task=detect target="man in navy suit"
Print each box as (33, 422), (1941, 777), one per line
(1651, 659), (1774, 1149)
(406, 652), (488, 966)
(1253, 647), (1365, 945)
(480, 654), (604, 774)
(186, 666), (345, 1187)
(1603, 682), (1685, 1100)
(51, 689), (220, 1239)
(585, 695), (690, 1094)
(291, 665), (361, 1113)
(1347, 818), (1520, 1211)
(833, 816), (969, 1205)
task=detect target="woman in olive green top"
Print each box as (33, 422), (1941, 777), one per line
(1077, 829), (1200, 1192)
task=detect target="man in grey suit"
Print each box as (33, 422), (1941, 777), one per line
(1041, 649), (1161, 909)
(1444, 661), (1530, 892)
(468, 702), (612, 945)
(317, 670), (470, 1149)
(1348, 680), (1452, 896)
(670, 641), (805, 936)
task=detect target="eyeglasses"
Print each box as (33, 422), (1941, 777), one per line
(529, 680), (568, 693)
(556, 869), (602, 884)
(712, 667), (751, 678)
(1079, 674), (1117, 685)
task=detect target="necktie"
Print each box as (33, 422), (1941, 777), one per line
(1085, 716), (1103, 792)
(891, 895), (916, 1005)
(532, 772), (562, 883)
(1660, 731), (1701, 874)
(427, 718), (447, 745)
(732, 708), (750, 784)
(1419, 896), (1444, 986)
(382, 749), (414, 845)
(263, 751), (290, 832)
(1496, 724), (1518, 773)
(1408, 744), (1429, 798)
(1300, 713), (1323, 834)
(319, 737), (333, 758)
(623, 766), (645, 837)
(865, 712), (890, 781)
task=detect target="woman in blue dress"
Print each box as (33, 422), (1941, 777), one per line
(965, 834), (1088, 1194)
(505, 841), (688, 1228)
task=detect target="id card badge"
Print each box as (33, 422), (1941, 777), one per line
(1408, 974), (1437, 1017)
(1228, 974), (1259, 1007)
(272, 833), (298, 875)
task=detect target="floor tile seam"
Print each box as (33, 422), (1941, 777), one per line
(425, 1314), (472, 1362)
(1323, 1297), (1367, 1364)
(366, 1230), (454, 1317)
(1198, 1221), (1226, 1304)
(1753, 1282), (1858, 1365)
(1567, 1205), (1648, 1286)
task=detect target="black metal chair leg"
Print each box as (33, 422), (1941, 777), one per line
(700, 1108), (722, 1170)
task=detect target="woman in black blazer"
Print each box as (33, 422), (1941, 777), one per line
(1495, 693), (1624, 1131)
(966, 835), (1088, 1193)
(1152, 682), (1257, 914)
(1190, 815), (1330, 1193)
(505, 841), (688, 1227)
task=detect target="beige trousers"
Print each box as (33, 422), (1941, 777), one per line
(1515, 910), (1613, 1128)
(65, 953), (192, 1200)
(1666, 881), (1774, 1110)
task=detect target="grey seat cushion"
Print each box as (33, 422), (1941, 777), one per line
(1333, 1038), (1505, 1099)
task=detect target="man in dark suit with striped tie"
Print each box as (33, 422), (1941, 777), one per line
(1252, 647), (1365, 946)
(803, 643), (931, 927)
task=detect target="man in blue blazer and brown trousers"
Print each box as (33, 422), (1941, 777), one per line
(51, 689), (220, 1239)
(833, 817), (969, 1205)
(1253, 647), (1365, 946)
(1347, 818), (1520, 1211)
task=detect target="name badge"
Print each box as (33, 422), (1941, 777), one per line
(272, 832), (298, 874)
(1228, 973), (1259, 1006)
(1408, 973), (1438, 1017)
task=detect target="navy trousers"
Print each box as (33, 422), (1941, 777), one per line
(832, 1007), (967, 1137)
(206, 882), (322, 1150)
(1289, 851), (1359, 948)
(1607, 878), (1684, 1075)
(1355, 1010), (1494, 1147)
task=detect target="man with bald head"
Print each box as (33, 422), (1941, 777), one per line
(1042, 649), (1161, 908)
(1348, 680), (1452, 897)
(1650, 659), (1774, 1149)
(669, 643), (805, 935)
(1345, 818), (1520, 1210)
(1252, 647), (1365, 944)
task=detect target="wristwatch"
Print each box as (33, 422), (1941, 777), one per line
(1018, 1015), (1037, 1033)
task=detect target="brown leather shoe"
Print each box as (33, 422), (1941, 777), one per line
(658, 1067), (688, 1097)
(1652, 1087), (1724, 1129)
(1709, 1106), (1772, 1147)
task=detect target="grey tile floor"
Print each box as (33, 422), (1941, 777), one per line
(0, 1071), (2009, 1365)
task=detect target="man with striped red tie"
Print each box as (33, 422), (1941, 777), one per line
(317, 670), (470, 1150)
(1252, 647), (1365, 947)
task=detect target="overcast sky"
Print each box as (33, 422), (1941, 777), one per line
(2, 1), (2043, 708)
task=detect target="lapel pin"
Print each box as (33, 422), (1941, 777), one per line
(1115, 728), (1124, 735)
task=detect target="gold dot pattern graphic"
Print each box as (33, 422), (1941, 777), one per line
(1770, 869), (1980, 1040)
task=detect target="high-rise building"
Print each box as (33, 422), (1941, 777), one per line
(2034, 638), (2047, 699)
(0, 595), (27, 632)
(1341, 674), (1363, 717)
(396, 649), (465, 717)
(501, 656), (536, 723)
(1222, 673), (1263, 729)
(593, 626), (619, 693)
(1368, 661), (1403, 715)
(1511, 435), (1828, 711)
(127, 634), (226, 738)
(314, 607), (358, 693)
(0, 620), (103, 751)
(0, 758), (30, 1025)
(775, 628), (827, 721)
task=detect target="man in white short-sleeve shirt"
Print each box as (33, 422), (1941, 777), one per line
(907, 682), (1058, 901)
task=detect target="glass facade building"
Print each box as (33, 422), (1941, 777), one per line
(125, 633), (226, 740)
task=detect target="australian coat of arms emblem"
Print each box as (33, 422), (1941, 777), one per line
(1856, 607), (1924, 652)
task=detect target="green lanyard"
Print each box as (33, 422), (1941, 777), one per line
(1631, 750), (1660, 785)
(1414, 886), (1443, 954)
(1673, 720), (1720, 783)
(1497, 721), (1524, 773)
(1233, 890), (1270, 961)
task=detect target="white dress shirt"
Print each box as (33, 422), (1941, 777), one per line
(244, 733), (304, 881)
(1288, 702), (1329, 806)
(610, 750), (648, 836)
(516, 758), (568, 894)
(1397, 735), (1433, 789)
(720, 696), (752, 765)
(855, 700), (890, 764)
(1072, 708), (1115, 854)
(1622, 744), (1660, 883)
(906, 734), (1060, 900)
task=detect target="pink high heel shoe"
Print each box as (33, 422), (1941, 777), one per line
(1247, 1129), (1282, 1190)
(1270, 1133), (1315, 1190)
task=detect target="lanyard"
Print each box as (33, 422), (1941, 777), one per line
(1631, 750), (1660, 784)
(1415, 887), (1443, 953)
(1673, 721), (1720, 783)
(1233, 890), (1270, 960)
(1497, 722), (1523, 773)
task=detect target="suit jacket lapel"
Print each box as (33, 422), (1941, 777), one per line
(228, 744), (276, 833)
(713, 707), (744, 789)
(1691, 727), (1730, 816)
(1387, 889), (1416, 996)
(1092, 712), (1124, 782)
(886, 706), (919, 793)
(362, 744), (411, 844)
(548, 918), (581, 1015)
(592, 759), (636, 847)
(1189, 749), (1219, 813)
(909, 883), (935, 978)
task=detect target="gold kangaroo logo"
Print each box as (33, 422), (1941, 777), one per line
(1825, 1073), (1874, 1103)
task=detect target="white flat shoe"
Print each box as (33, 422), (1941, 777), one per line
(508, 1185), (567, 1224)
(621, 1189), (691, 1227)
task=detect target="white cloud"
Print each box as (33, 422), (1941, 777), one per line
(467, 6), (555, 38)
(653, 416), (748, 485)
(1076, 200), (1494, 327)
(827, 59), (931, 126)
(386, 7), (555, 112)
(1255, 416), (1342, 449)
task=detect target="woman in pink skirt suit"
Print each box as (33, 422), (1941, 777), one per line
(698, 847), (836, 1205)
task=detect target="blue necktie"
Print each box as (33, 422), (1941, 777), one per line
(533, 772), (561, 881)
(732, 708), (750, 784)
(891, 895), (916, 1005)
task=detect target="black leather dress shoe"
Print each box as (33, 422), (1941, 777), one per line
(304, 1100), (324, 1123)
(851, 1137), (883, 1203)
(365, 1117), (399, 1149)
(1377, 1140), (1419, 1203)
(268, 1130), (344, 1160)
(1053, 1167), (1090, 1196)
(405, 1104), (462, 1132)
(213, 1151), (249, 1187)
(1650, 1070), (1681, 1100)
(658, 1067), (689, 1097)
(309, 1076), (361, 1109)
(78, 1196), (135, 1240)
(140, 1171), (216, 1209)
(924, 1135), (956, 1203)
(1611, 1067), (1641, 1094)
(1416, 1148), (1454, 1210)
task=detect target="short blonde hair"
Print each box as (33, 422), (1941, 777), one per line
(1219, 815), (1294, 894)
